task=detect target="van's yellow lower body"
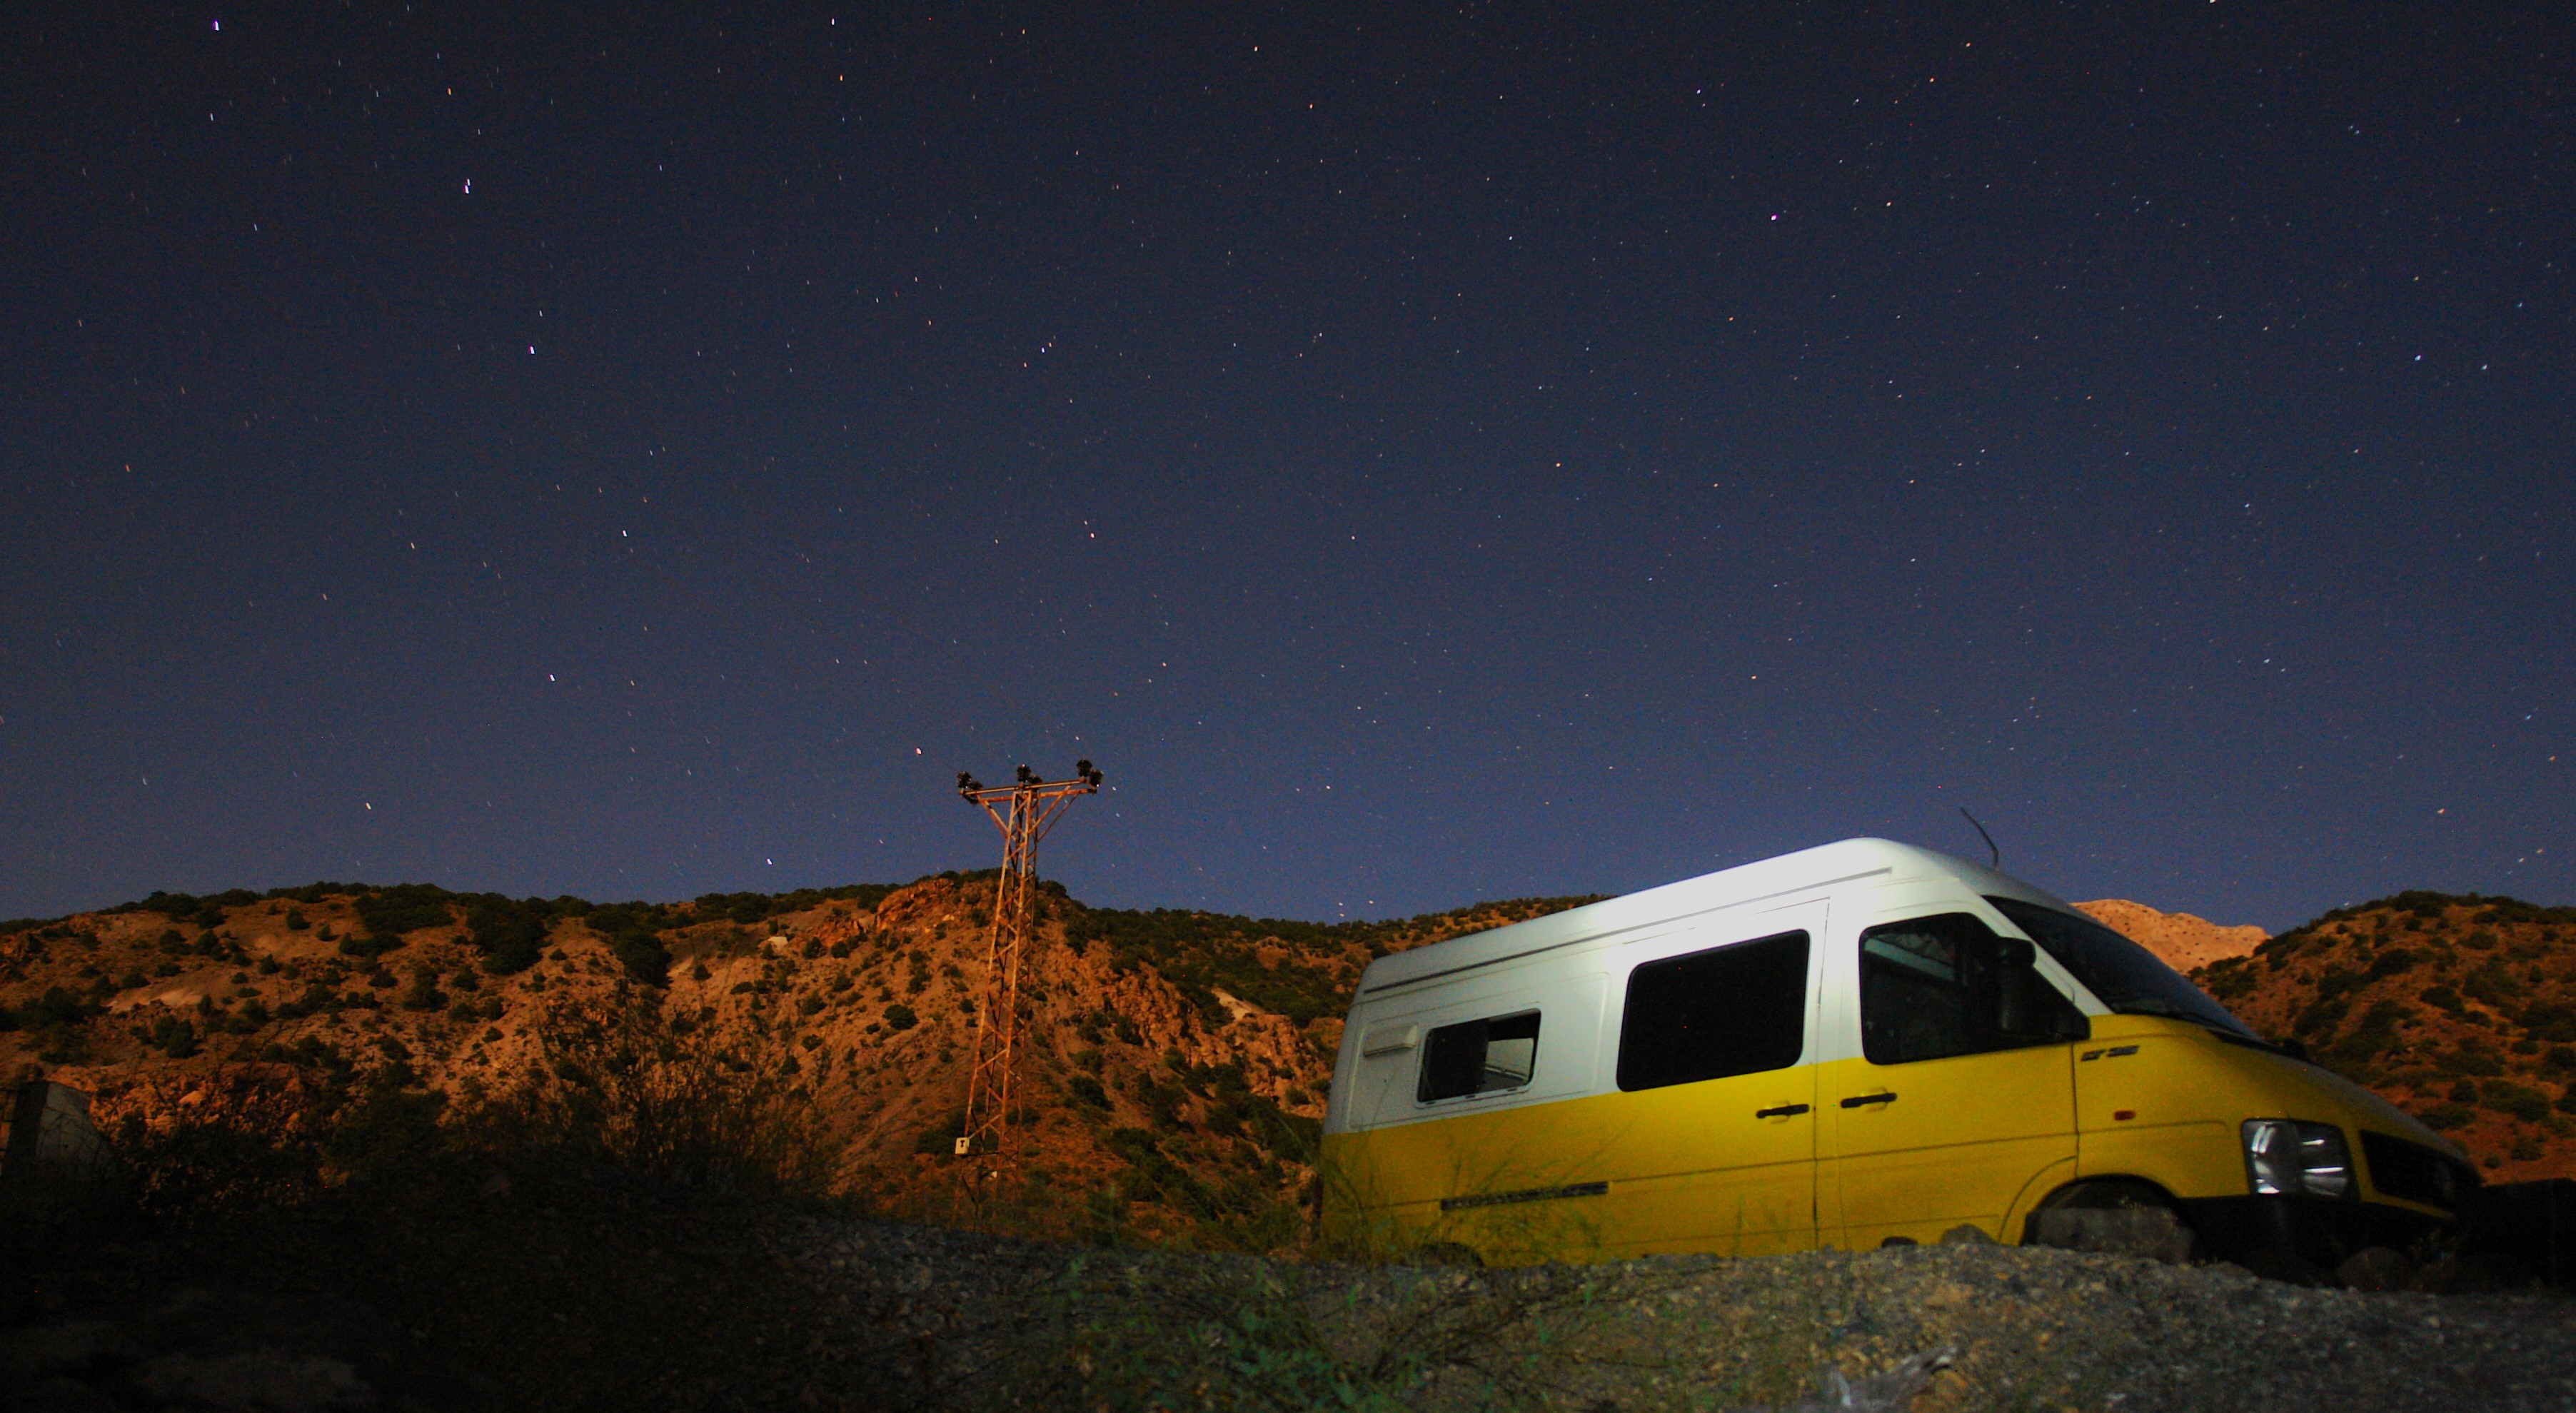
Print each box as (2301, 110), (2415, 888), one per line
(1323, 1063), (1823, 1263)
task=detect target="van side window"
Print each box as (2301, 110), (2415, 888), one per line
(1616, 930), (1810, 1092)
(1417, 1011), (1541, 1102)
(1859, 912), (2087, 1065)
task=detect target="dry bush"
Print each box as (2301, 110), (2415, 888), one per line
(478, 992), (839, 1198)
(90, 1065), (348, 1220)
(74, 990), (840, 1234)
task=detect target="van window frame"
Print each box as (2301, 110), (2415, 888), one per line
(1414, 1008), (1544, 1105)
(1614, 928), (1814, 1092)
(1854, 910), (2088, 1067)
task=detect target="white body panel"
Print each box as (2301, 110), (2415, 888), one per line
(1322, 838), (2100, 1135)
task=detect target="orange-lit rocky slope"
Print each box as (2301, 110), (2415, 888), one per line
(0, 876), (1591, 1242)
(2188, 892), (2576, 1185)
(5, 879), (2568, 1235)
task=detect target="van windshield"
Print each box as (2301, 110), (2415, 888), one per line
(1984, 896), (2255, 1039)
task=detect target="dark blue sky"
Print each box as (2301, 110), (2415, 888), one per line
(4, 4), (2568, 930)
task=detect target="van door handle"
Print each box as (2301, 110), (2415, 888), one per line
(1840, 1092), (1898, 1108)
(1754, 1103), (1811, 1119)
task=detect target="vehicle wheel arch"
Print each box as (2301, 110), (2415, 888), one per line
(2033, 1175), (2187, 1215)
(2022, 1176), (2203, 1260)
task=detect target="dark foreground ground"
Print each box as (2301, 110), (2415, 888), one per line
(7, 1171), (2575, 1412)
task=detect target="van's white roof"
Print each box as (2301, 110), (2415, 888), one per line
(1354, 837), (2075, 997)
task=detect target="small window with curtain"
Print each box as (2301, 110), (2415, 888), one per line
(1417, 1011), (1541, 1102)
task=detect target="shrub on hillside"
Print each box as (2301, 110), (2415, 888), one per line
(2520, 1002), (2576, 1043)
(2196, 956), (2257, 1001)
(915, 1107), (967, 1155)
(101, 1068), (343, 1221)
(586, 901), (677, 985)
(467, 897), (553, 973)
(144, 1015), (198, 1059)
(354, 885), (454, 943)
(483, 996), (835, 1195)
(2416, 1102), (2475, 1130)
(24, 985), (99, 1063)
(2293, 996), (2350, 1040)
(2365, 947), (2417, 980)
(2482, 1079), (2552, 1124)
(2317, 1000), (2411, 1082)
(2440, 1045), (2505, 1077)
(323, 1075), (449, 1175)
(400, 966), (448, 1011)
(1063, 894), (1604, 1029)
(695, 892), (780, 925)
(2460, 966), (2517, 1009)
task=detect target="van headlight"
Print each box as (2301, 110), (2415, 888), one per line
(2243, 1120), (2352, 1199)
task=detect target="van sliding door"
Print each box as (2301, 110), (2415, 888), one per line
(1588, 902), (1826, 1257)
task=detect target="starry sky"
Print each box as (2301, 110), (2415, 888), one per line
(3, 4), (2568, 930)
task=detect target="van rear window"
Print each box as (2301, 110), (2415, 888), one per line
(1617, 930), (1810, 1091)
(1417, 1011), (1541, 1102)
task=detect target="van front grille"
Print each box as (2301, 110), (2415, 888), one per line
(2360, 1131), (2472, 1212)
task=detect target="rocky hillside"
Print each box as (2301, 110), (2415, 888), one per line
(0, 875), (1595, 1244)
(2188, 892), (2576, 1184)
(7, 878), (2570, 1227)
(2075, 899), (2265, 972)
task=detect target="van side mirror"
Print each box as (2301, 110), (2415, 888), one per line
(1994, 935), (2089, 1042)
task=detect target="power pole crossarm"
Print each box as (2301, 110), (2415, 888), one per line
(951, 760), (1103, 1168)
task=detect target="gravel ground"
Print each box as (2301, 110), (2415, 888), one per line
(10, 1190), (2576, 1411)
(748, 1213), (2576, 1412)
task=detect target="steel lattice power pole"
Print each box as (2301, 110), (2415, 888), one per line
(952, 759), (1102, 1167)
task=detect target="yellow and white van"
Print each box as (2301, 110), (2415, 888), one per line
(1320, 838), (2472, 1267)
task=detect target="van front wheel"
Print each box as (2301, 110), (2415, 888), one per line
(2023, 1180), (2198, 1264)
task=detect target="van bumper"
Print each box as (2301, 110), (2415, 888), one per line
(2177, 1195), (2452, 1270)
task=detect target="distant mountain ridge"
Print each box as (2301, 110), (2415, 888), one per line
(2073, 898), (2267, 972)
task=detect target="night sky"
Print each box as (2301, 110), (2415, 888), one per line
(4, 4), (2568, 930)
